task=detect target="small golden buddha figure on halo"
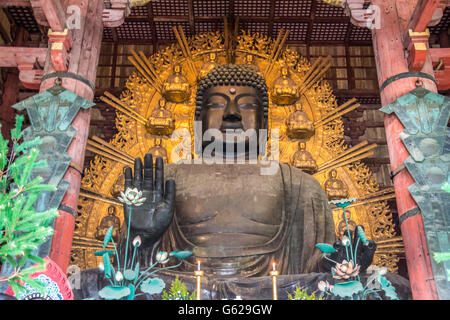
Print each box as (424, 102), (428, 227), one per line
(148, 138), (168, 164)
(286, 107), (315, 140)
(162, 63), (191, 103)
(324, 169), (349, 200)
(244, 54), (260, 73)
(145, 98), (175, 136)
(272, 65), (300, 105)
(292, 141), (318, 175)
(198, 52), (219, 81)
(95, 206), (121, 242)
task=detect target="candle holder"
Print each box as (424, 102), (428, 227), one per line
(194, 270), (204, 300)
(270, 270), (279, 300)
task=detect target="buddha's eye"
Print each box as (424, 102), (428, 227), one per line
(239, 103), (259, 110)
(207, 103), (226, 109)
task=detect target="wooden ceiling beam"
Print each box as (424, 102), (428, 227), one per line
(188, 0), (195, 35)
(0, 0), (31, 6)
(39, 0), (66, 32)
(147, 2), (158, 54)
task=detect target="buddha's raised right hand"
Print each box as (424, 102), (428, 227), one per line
(123, 154), (175, 248)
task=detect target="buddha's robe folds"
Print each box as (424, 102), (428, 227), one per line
(159, 161), (336, 277)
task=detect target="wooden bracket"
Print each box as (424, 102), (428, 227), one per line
(0, 46), (47, 90)
(406, 29), (430, 72)
(430, 48), (450, 91)
(48, 29), (72, 72)
(103, 0), (130, 28)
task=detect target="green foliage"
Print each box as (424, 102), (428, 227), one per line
(161, 277), (195, 300)
(287, 286), (323, 300)
(433, 251), (450, 263)
(0, 115), (58, 298)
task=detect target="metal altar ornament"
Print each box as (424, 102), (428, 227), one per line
(12, 83), (94, 257)
(162, 64), (191, 103)
(381, 86), (450, 300)
(73, 27), (402, 274)
(271, 66), (300, 105)
(145, 98), (175, 136)
(286, 108), (315, 140)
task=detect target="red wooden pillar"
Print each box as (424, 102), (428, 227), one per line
(39, 0), (104, 273)
(371, 0), (439, 299)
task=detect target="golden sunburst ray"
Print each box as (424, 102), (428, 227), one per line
(264, 28), (290, 78)
(315, 150), (376, 174)
(72, 235), (115, 251)
(86, 138), (134, 166)
(298, 55), (332, 95)
(129, 50), (163, 92)
(100, 92), (147, 125)
(314, 98), (361, 128)
(318, 141), (378, 172)
(79, 189), (123, 206)
(90, 136), (135, 162)
(172, 25), (198, 76)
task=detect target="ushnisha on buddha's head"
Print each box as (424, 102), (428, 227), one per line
(196, 64), (269, 157)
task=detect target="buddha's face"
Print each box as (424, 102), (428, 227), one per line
(330, 169), (337, 178)
(246, 55), (253, 63)
(159, 99), (166, 108)
(200, 85), (265, 154)
(108, 206), (116, 216)
(174, 64), (181, 73)
(209, 52), (216, 61)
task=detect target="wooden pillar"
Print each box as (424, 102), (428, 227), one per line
(371, 0), (439, 299)
(39, 0), (104, 273)
(0, 27), (27, 141)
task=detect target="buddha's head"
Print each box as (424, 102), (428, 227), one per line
(209, 52), (217, 62)
(158, 98), (166, 108)
(281, 65), (289, 77)
(107, 206), (116, 216)
(329, 169), (338, 179)
(246, 54), (254, 64)
(196, 64), (269, 156)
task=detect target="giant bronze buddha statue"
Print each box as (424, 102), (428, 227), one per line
(74, 65), (410, 300)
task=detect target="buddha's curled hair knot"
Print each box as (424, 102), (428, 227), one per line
(196, 64), (269, 117)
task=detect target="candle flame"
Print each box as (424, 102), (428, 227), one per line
(272, 262), (276, 271)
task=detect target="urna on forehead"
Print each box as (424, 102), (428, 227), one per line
(195, 64), (270, 113)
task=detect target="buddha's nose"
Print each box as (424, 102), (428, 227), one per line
(222, 101), (242, 122)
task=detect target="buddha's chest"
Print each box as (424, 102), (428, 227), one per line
(170, 164), (284, 247)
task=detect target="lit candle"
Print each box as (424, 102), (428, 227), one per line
(270, 262), (278, 300)
(194, 260), (204, 300)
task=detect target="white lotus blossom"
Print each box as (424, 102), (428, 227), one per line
(118, 187), (146, 206)
(115, 271), (124, 282)
(156, 251), (169, 264)
(132, 235), (142, 247)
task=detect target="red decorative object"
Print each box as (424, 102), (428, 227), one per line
(4, 257), (74, 300)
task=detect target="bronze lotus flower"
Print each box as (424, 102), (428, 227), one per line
(332, 259), (361, 280)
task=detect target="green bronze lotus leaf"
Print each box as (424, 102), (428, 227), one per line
(169, 251), (193, 259)
(99, 286), (131, 300)
(140, 277), (166, 295)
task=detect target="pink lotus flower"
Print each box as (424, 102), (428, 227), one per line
(332, 260), (360, 279)
(318, 280), (334, 292)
